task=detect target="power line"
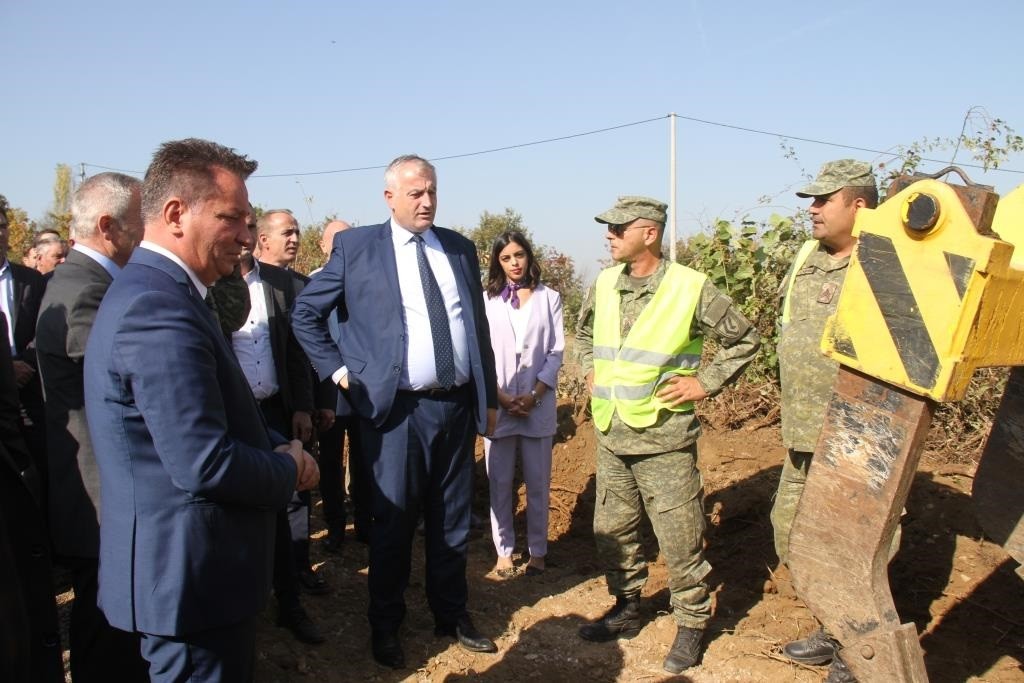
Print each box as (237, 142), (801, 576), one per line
(80, 112), (1024, 178)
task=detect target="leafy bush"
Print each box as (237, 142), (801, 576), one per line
(678, 213), (810, 382)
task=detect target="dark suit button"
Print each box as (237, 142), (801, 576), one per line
(30, 544), (45, 558)
(43, 633), (59, 648)
(393, 366), (401, 374)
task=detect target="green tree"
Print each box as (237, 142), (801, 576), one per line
(1, 197), (36, 264)
(294, 223), (326, 275)
(878, 107), (1023, 192)
(458, 208), (584, 326)
(41, 163), (74, 238)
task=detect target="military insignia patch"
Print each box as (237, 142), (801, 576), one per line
(818, 282), (838, 304)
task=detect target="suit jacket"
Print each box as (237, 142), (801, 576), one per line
(292, 221), (497, 432)
(83, 247), (297, 637)
(253, 262), (316, 418)
(35, 249), (110, 558)
(7, 262), (46, 447)
(7, 262), (45, 362)
(485, 284), (564, 439)
(0, 314), (63, 683)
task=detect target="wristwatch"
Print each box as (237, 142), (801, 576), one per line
(530, 389), (541, 406)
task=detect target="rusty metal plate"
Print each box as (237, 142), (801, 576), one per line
(973, 366), (1024, 576)
(789, 368), (933, 681)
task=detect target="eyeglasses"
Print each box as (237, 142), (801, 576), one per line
(606, 224), (647, 237)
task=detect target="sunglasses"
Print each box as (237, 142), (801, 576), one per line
(607, 224), (647, 237)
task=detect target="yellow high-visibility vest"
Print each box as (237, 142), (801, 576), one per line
(592, 262), (706, 430)
(780, 239), (820, 325)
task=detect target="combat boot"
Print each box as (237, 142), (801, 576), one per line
(578, 595), (641, 642)
(825, 654), (858, 682)
(782, 627), (837, 665)
(663, 624), (705, 674)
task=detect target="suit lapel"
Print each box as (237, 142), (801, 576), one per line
(376, 224), (403, 312)
(261, 272), (282, 359)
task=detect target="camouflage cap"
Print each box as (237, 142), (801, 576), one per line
(594, 195), (667, 226)
(796, 159), (876, 198)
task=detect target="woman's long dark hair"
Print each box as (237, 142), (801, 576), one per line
(485, 230), (542, 298)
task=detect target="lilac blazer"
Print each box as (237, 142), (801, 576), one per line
(485, 283), (564, 439)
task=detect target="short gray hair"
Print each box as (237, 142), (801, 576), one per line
(384, 154), (435, 188)
(256, 208), (296, 237)
(70, 172), (141, 240)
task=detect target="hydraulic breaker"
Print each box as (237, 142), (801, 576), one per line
(787, 168), (1024, 682)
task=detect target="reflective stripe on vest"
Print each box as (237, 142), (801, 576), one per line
(591, 262), (706, 430)
(780, 240), (820, 326)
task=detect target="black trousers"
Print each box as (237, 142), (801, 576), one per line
(257, 394), (306, 606)
(318, 414), (371, 541)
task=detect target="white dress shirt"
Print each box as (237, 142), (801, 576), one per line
(0, 259), (15, 354)
(508, 295), (533, 356)
(231, 262), (279, 400)
(391, 222), (470, 390)
(329, 221), (472, 390)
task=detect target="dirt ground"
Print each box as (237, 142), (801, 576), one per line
(59, 403), (1024, 682)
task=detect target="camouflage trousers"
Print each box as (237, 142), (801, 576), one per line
(770, 449), (901, 566)
(593, 443), (711, 629)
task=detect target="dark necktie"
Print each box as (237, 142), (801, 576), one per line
(412, 234), (456, 388)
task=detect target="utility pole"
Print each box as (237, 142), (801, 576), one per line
(669, 112), (677, 261)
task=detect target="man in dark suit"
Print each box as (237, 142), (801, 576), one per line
(253, 209), (334, 598)
(35, 172), (149, 681)
(0, 196), (47, 487)
(231, 214), (328, 645)
(83, 138), (319, 681)
(312, 219), (372, 552)
(293, 154), (499, 669)
(0, 313), (63, 683)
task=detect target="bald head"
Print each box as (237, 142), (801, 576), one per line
(320, 219), (352, 255)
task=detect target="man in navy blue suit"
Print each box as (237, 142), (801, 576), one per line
(84, 138), (320, 682)
(292, 154), (498, 669)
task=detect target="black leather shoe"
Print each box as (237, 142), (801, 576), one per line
(435, 616), (498, 653)
(663, 624), (704, 674)
(371, 631), (405, 669)
(578, 595), (642, 642)
(298, 568), (331, 595)
(783, 627), (837, 665)
(277, 605), (325, 645)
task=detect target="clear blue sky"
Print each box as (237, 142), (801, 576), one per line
(3, 0), (1023, 281)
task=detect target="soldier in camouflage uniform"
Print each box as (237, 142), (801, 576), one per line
(202, 207), (255, 338)
(576, 196), (759, 674)
(207, 265), (250, 337)
(773, 160), (878, 682)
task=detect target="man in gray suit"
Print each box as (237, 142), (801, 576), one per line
(35, 172), (149, 682)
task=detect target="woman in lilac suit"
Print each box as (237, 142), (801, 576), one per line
(484, 231), (564, 577)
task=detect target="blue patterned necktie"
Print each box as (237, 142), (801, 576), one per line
(412, 234), (456, 388)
